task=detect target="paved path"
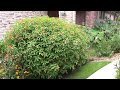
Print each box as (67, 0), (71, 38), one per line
(87, 60), (120, 79)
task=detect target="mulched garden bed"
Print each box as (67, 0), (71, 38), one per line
(89, 53), (120, 62)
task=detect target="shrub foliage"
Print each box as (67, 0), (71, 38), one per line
(91, 17), (120, 57)
(0, 16), (89, 79)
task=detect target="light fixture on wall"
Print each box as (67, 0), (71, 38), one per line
(60, 11), (66, 16)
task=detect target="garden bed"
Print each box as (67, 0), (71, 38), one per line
(90, 52), (120, 62)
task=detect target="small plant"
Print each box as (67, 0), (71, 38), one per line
(115, 60), (120, 79)
(116, 70), (120, 79)
(94, 17), (110, 31)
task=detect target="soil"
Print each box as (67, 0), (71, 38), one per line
(89, 53), (120, 62)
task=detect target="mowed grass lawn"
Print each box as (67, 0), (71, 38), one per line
(65, 61), (111, 79)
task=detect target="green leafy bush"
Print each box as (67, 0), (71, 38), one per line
(0, 16), (89, 79)
(92, 31), (120, 57)
(92, 18), (120, 56)
(95, 38), (113, 57)
(86, 30), (112, 57)
(94, 17), (113, 32)
(90, 31), (114, 57)
(111, 32), (120, 53)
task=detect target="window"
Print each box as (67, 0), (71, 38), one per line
(99, 11), (105, 19)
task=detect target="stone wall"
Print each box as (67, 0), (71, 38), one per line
(59, 11), (76, 24)
(0, 11), (100, 39)
(0, 11), (47, 40)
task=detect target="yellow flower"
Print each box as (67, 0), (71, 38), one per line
(24, 71), (29, 74)
(16, 76), (20, 79)
(16, 72), (19, 75)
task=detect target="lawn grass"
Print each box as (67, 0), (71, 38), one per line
(65, 61), (111, 79)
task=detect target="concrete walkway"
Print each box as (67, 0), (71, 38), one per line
(87, 60), (120, 79)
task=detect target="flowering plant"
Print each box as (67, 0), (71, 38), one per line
(0, 16), (89, 79)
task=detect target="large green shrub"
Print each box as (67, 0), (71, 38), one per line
(0, 16), (89, 79)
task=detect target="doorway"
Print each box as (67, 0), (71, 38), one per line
(48, 11), (59, 17)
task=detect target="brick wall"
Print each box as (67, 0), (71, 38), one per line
(0, 11), (47, 40)
(59, 11), (98, 28)
(85, 11), (98, 28)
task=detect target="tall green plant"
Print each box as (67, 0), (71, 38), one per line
(92, 17), (120, 56)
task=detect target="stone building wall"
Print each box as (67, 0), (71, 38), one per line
(0, 11), (47, 39)
(59, 11), (76, 24)
(0, 11), (100, 39)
